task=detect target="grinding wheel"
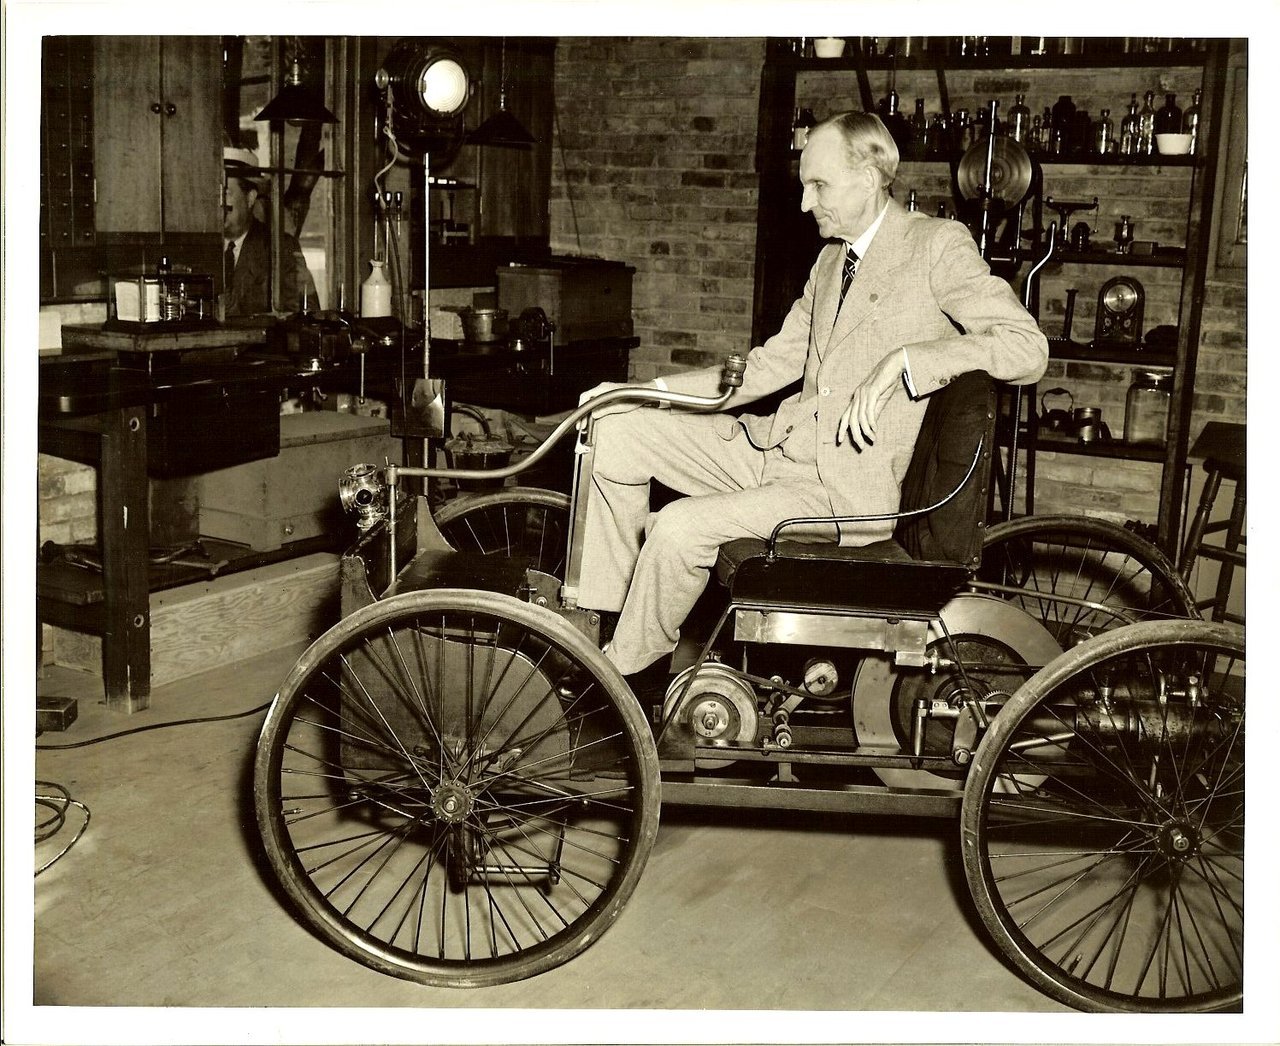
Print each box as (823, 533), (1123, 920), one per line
(955, 137), (1034, 208)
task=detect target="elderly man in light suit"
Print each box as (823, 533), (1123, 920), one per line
(578, 111), (1049, 679)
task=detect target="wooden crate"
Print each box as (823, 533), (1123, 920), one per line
(197, 411), (399, 551)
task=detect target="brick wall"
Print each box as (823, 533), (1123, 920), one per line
(551, 39), (1247, 530)
(550, 37), (765, 380)
(38, 302), (109, 549)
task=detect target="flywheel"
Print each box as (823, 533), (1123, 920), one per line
(662, 662), (759, 768)
(851, 595), (1062, 789)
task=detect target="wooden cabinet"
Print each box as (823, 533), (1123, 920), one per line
(40, 35), (225, 301)
(92, 35), (223, 239)
(750, 38), (1233, 554)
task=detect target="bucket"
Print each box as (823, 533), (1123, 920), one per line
(444, 435), (513, 492)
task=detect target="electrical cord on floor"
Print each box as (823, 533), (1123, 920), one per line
(35, 779), (91, 876)
(35, 700), (273, 750)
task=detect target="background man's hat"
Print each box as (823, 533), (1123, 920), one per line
(223, 147), (267, 188)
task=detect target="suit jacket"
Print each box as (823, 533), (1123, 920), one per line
(662, 198), (1048, 542)
(225, 220), (318, 317)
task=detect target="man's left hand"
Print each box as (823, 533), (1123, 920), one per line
(837, 351), (904, 450)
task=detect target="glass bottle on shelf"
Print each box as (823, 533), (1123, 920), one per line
(906, 188), (919, 212)
(1124, 370), (1173, 445)
(792, 107), (816, 150)
(1137, 89), (1157, 154)
(1029, 114), (1043, 153)
(1093, 108), (1115, 155)
(1183, 87), (1202, 153)
(925, 112), (949, 159)
(910, 98), (928, 151)
(952, 108), (970, 153)
(1008, 93), (1031, 144)
(1155, 92), (1182, 135)
(1051, 95), (1077, 156)
(1119, 94), (1140, 156)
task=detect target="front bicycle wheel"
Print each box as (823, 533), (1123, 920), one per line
(435, 487), (572, 579)
(961, 619), (1244, 1012)
(254, 589), (660, 987)
(978, 515), (1198, 646)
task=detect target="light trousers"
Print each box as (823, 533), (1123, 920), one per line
(576, 408), (833, 675)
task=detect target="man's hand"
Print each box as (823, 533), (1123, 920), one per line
(578, 379), (660, 419)
(837, 351), (905, 450)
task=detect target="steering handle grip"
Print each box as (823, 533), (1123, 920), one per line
(720, 353), (747, 389)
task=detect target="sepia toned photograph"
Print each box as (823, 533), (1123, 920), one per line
(3, 3), (1271, 1044)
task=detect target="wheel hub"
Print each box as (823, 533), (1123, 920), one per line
(432, 781), (475, 824)
(1156, 820), (1199, 860)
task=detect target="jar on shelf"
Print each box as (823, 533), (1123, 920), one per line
(1183, 88), (1202, 153)
(1155, 92), (1182, 135)
(1093, 108), (1115, 155)
(1119, 94), (1141, 155)
(1137, 89), (1157, 154)
(792, 107), (816, 150)
(1124, 370), (1173, 445)
(1050, 94), (1077, 155)
(1007, 93), (1031, 144)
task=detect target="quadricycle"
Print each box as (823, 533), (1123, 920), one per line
(252, 354), (1243, 1012)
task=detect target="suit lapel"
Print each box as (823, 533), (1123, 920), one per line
(824, 199), (912, 353)
(813, 243), (843, 357)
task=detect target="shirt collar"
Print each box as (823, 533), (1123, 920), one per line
(846, 202), (889, 259)
(226, 230), (250, 254)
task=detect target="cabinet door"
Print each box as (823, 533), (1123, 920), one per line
(92, 35), (222, 238)
(160, 36), (223, 235)
(93, 36), (164, 236)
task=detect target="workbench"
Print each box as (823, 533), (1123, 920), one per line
(38, 324), (292, 712)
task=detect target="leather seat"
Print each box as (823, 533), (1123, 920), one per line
(716, 371), (997, 618)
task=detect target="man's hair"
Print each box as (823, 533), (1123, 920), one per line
(814, 111), (899, 190)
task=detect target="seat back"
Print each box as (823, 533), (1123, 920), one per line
(893, 370), (996, 569)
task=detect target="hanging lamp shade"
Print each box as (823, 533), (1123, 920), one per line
(467, 107), (535, 148)
(465, 38), (535, 149)
(256, 55), (338, 124)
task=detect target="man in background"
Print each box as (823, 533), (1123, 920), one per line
(222, 147), (317, 318)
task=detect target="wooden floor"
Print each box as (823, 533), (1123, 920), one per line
(20, 645), (1273, 1044)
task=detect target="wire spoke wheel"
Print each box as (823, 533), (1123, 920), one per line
(961, 620), (1244, 1012)
(977, 516), (1198, 646)
(434, 488), (571, 579)
(254, 589), (659, 987)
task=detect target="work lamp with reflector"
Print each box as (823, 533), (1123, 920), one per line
(374, 39), (472, 161)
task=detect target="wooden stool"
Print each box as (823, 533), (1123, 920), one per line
(1180, 422), (1245, 624)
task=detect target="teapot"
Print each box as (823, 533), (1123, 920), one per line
(1039, 387), (1075, 432)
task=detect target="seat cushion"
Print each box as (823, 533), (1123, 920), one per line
(715, 537), (909, 588)
(717, 538), (970, 617)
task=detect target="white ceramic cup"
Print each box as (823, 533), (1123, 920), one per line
(814, 38), (845, 58)
(1155, 133), (1193, 155)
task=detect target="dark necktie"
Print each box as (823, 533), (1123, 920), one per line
(225, 240), (237, 277)
(839, 245), (859, 309)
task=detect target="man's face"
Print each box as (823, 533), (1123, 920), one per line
(799, 125), (878, 241)
(223, 177), (256, 239)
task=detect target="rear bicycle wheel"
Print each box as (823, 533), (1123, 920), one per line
(961, 619), (1244, 1012)
(254, 589), (659, 987)
(978, 515), (1198, 646)
(435, 487), (572, 579)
